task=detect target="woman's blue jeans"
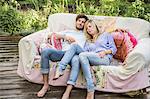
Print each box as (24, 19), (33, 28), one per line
(79, 52), (110, 92)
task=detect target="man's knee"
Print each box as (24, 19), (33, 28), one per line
(79, 52), (86, 59)
(41, 48), (54, 58)
(71, 43), (80, 49)
(71, 56), (80, 72)
(72, 55), (79, 63)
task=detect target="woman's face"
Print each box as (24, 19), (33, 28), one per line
(86, 22), (97, 36)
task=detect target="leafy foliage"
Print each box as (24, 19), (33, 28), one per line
(0, 4), (22, 35)
(0, 0), (149, 36)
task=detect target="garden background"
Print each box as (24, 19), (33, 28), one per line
(0, 0), (149, 36)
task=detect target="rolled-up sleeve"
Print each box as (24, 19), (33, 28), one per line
(107, 33), (117, 55)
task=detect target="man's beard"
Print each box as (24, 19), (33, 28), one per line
(76, 26), (84, 30)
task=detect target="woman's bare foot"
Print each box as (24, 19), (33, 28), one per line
(37, 85), (49, 97)
(61, 85), (73, 99)
(61, 93), (69, 99)
(86, 91), (94, 99)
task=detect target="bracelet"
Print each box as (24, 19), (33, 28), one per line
(104, 50), (107, 54)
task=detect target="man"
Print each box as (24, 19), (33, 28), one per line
(37, 14), (88, 97)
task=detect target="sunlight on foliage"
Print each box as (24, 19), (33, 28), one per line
(0, 0), (149, 36)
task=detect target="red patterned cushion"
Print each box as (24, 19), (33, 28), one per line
(50, 33), (62, 50)
(39, 33), (62, 54)
(111, 29), (138, 62)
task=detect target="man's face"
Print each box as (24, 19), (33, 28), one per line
(76, 18), (87, 30)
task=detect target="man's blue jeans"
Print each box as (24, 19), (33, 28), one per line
(40, 48), (65, 74)
(67, 55), (80, 86)
(58, 44), (84, 85)
(79, 52), (110, 92)
(58, 43), (84, 72)
(40, 47), (82, 86)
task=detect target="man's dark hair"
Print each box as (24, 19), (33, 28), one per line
(76, 14), (89, 22)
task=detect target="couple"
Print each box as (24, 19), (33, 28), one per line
(37, 14), (117, 99)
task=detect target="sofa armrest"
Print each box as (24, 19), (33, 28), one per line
(18, 28), (50, 74)
(126, 38), (150, 69)
(23, 28), (50, 46)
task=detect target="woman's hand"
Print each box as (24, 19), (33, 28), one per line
(98, 51), (106, 58)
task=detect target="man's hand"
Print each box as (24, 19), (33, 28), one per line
(48, 33), (76, 43)
(65, 35), (76, 43)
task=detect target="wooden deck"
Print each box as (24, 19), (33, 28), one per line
(0, 36), (150, 99)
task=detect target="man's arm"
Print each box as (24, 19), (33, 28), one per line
(48, 33), (65, 39)
(48, 33), (76, 43)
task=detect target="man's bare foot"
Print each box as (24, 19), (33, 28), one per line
(53, 67), (64, 80)
(86, 91), (94, 99)
(37, 85), (49, 97)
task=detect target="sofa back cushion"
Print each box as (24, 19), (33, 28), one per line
(48, 13), (150, 40)
(112, 29), (138, 62)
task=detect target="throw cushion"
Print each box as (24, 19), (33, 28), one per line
(39, 33), (62, 54)
(111, 29), (138, 62)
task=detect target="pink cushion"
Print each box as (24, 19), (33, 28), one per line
(112, 29), (138, 62)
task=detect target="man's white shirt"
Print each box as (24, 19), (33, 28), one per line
(57, 30), (86, 51)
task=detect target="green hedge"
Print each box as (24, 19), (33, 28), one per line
(0, 0), (149, 36)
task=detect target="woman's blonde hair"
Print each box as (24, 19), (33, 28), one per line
(84, 20), (101, 42)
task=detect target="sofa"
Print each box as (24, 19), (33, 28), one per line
(17, 13), (150, 95)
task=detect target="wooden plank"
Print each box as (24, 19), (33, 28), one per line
(0, 69), (17, 74)
(0, 59), (18, 63)
(0, 54), (18, 58)
(0, 40), (18, 43)
(0, 49), (18, 53)
(0, 45), (18, 48)
(0, 47), (18, 50)
(0, 66), (17, 72)
(0, 62), (18, 67)
(0, 36), (22, 41)
(0, 42), (18, 45)
(0, 55), (18, 59)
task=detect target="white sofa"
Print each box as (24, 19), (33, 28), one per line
(17, 13), (150, 95)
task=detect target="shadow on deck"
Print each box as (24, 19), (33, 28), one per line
(0, 36), (149, 99)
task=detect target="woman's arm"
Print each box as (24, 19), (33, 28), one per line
(104, 49), (112, 54)
(107, 33), (117, 55)
(98, 50), (112, 58)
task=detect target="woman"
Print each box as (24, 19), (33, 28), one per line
(78, 20), (117, 99)
(57, 20), (117, 99)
